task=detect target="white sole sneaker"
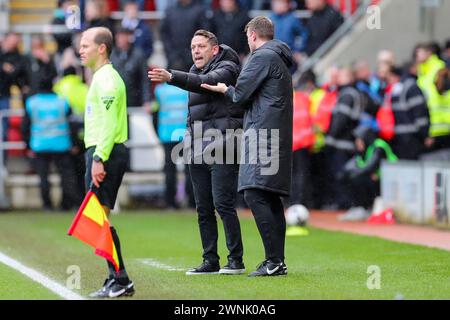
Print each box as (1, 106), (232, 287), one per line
(185, 271), (220, 275)
(219, 268), (246, 275)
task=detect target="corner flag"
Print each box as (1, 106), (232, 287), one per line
(68, 191), (120, 272)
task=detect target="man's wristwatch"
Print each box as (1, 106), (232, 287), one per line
(93, 155), (103, 163)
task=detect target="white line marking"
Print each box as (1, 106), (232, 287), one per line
(0, 251), (85, 300)
(138, 258), (186, 272)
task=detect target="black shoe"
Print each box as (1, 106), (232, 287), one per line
(89, 278), (116, 298)
(219, 260), (246, 275)
(185, 260), (220, 275)
(248, 260), (287, 277)
(107, 281), (135, 298)
(89, 279), (135, 298)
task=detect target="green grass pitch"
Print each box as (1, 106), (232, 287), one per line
(0, 211), (449, 300)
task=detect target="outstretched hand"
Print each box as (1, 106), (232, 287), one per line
(200, 82), (228, 94)
(148, 68), (172, 83)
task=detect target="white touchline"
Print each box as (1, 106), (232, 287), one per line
(138, 258), (186, 272)
(0, 251), (85, 300)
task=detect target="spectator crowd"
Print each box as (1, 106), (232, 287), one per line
(0, 0), (449, 216)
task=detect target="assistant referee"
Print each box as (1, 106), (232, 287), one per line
(79, 27), (134, 298)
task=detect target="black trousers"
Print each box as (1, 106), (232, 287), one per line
(34, 152), (81, 210)
(290, 148), (313, 208)
(348, 174), (380, 209)
(163, 142), (195, 208)
(325, 147), (354, 209)
(188, 163), (243, 263)
(244, 188), (286, 263)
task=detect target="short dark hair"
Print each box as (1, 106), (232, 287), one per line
(245, 16), (274, 40)
(87, 27), (113, 57)
(193, 29), (218, 46)
(389, 65), (403, 78)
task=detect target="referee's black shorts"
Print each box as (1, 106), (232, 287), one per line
(85, 143), (128, 210)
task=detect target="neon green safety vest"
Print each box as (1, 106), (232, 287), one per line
(356, 138), (398, 177)
(417, 55), (450, 137)
(53, 74), (88, 116)
(309, 88), (326, 153)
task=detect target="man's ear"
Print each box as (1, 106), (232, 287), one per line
(98, 43), (107, 55)
(213, 45), (220, 55)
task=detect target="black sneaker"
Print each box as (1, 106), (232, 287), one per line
(107, 281), (135, 298)
(219, 260), (246, 275)
(89, 278), (116, 298)
(89, 279), (135, 298)
(248, 260), (288, 277)
(185, 260), (220, 275)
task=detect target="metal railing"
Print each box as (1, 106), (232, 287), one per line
(0, 107), (161, 209)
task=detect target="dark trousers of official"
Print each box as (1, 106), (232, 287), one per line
(34, 152), (81, 210)
(310, 151), (330, 209)
(164, 142), (195, 208)
(290, 148), (313, 208)
(391, 135), (423, 160)
(244, 189), (286, 263)
(188, 162), (243, 263)
(325, 147), (354, 209)
(348, 174), (380, 209)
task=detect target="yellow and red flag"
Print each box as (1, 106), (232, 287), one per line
(68, 191), (120, 272)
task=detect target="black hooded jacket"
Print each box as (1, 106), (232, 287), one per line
(169, 44), (244, 145)
(225, 40), (294, 196)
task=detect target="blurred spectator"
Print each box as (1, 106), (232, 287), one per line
(290, 71), (316, 209)
(385, 65), (429, 160)
(53, 66), (88, 196)
(160, 0), (210, 71)
(435, 59), (450, 96)
(354, 59), (382, 108)
(155, 0), (177, 11)
(443, 39), (450, 65)
(25, 35), (58, 97)
(416, 43), (450, 149)
(121, 0), (154, 60)
(0, 33), (28, 141)
(325, 67), (363, 209)
(121, 0), (146, 10)
(22, 78), (82, 211)
(303, 68), (336, 209)
(153, 83), (190, 208)
(84, 0), (116, 35)
(269, 0), (308, 67)
(353, 60), (380, 135)
(52, 0), (79, 55)
(371, 50), (395, 101)
(54, 66), (88, 116)
(338, 125), (397, 221)
(111, 28), (151, 109)
(209, 0), (251, 58)
(304, 0), (344, 57)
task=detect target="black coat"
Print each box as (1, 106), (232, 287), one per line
(111, 46), (151, 107)
(169, 45), (244, 157)
(209, 9), (251, 56)
(160, 2), (210, 71)
(304, 4), (344, 56)
(326, 84), (364, 153)
(225, 40), (294, 196)
(0, 49), (28, 97)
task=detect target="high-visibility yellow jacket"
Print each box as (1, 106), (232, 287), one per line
(418, 55), (450, 137)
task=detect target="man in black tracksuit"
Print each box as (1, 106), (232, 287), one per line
(203, 17), (294, 277)
(387, 66), (430, 160)
(325, 67), (365, 209)
(149, 30), (246, 275)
